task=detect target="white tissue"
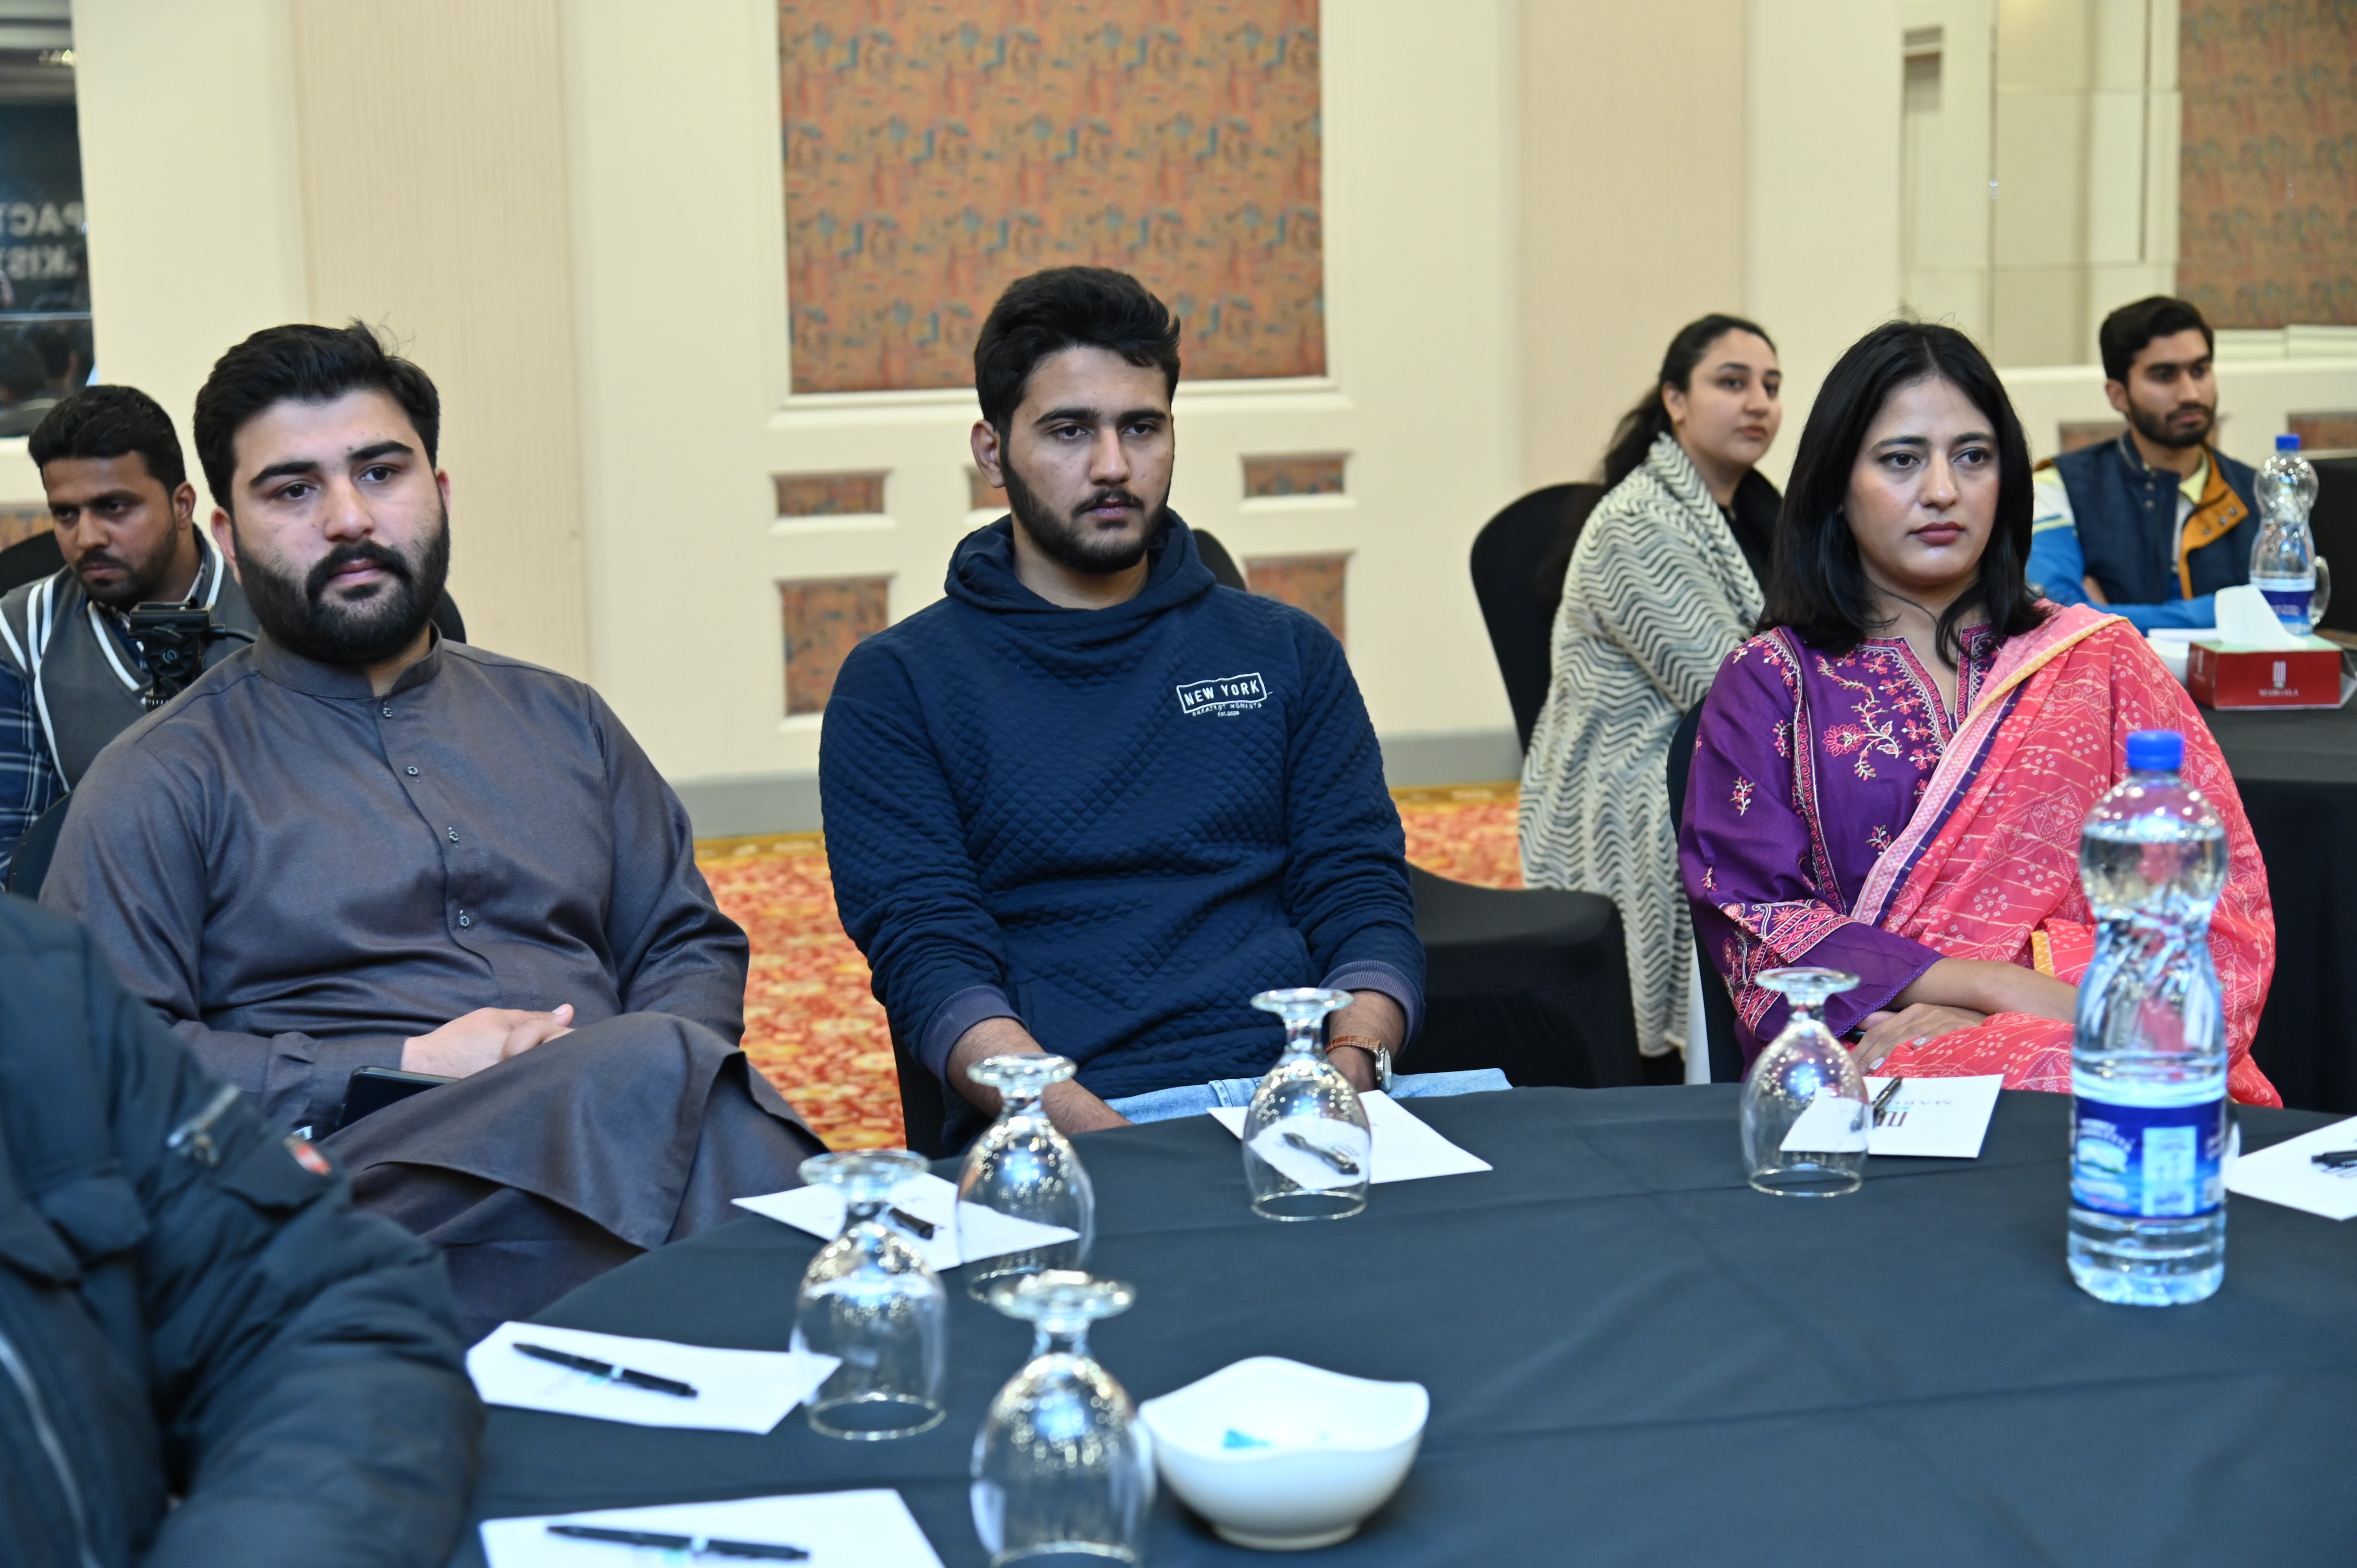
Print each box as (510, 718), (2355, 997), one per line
(2212, 584), (2304, 649)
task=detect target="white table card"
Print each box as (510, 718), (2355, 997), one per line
(1863, 1075), (2004, 1159)
(1207, 1091), (1493, 1183)
(481, 1488), (944, 1568)
(466, 1322), (835, 1434)
(734, 1171), (1079, 1272)
(2224, 1114), (2357, 1220)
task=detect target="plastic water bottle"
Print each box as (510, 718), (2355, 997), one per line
(2250, 433), (2323, 634)
(2067, 729), (2229, 1306)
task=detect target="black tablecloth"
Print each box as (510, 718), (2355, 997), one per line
(455, 1087), (2357, 1567)
(2208, 701), (2357, 1111)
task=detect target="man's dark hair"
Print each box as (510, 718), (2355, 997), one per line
(27, 384), (188, 492)
(1759, 320), (2046, 661)
(193, 321), (440, 510)
(2099, 296), (2213, 384)
(973, 267), (1181, 435)
(1601, 313), (1778, 489)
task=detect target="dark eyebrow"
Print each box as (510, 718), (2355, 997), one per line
(247, 458), (323, 489)
(1032, 404), (1167, 427)
(348, 440), (414, 465)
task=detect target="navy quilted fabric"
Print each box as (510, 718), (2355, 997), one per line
(821, 516), (1424, 1101)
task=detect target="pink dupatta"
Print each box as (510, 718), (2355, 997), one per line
(1852, 604), (2280, 1106)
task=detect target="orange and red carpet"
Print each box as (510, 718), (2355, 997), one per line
(697, 780), (1522, 1150)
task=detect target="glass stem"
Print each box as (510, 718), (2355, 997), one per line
(1028, 1324), (1088, 1361)
(1285, 1020), (1320, 1059)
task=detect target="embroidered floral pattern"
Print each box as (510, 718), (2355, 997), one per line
(1731, 776), (1754, 816)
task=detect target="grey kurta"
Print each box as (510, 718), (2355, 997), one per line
(40, 632), (818, 1333)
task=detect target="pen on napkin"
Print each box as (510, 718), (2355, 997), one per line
(512, 1343), (699, 1398)
(1283, 1128), (1362, 1176)
(2310, 1149), (2357, 1170)
(887, 1205), (936, 1240)
(546, 1524), (808, 1560)
(1870, 1077), (1904, 1127)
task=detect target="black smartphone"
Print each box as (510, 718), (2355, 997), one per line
(335, 1066), (455, 1133)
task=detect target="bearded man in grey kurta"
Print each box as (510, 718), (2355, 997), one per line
(42, 322), (821, 1338)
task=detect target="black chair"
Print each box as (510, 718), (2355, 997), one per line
(1470, 483), (1606, 752)
(2311, 457), (2357, 637)
(1665, 704), (1742, 1082)
(5, 795), (67, 900)
(0, 529), (61, 595)
(1410, 864), (1642, 1087)
(1192, 528), (1248, 593)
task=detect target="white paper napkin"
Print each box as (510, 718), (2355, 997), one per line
(1207, 1091), (1493, 1183)
(733, 1171), (1079, 1272)
(2224, 1114), (2357, 1220)
(466, 1322), (836, 1433)
(1863, 1074), (2003, 1158)
(2213, 583), (2304, 648)
(481, 1488), (943, 1568)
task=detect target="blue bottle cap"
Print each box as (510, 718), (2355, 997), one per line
(2124, 729), (2184, 772)
(2278, 433), (2303, 450)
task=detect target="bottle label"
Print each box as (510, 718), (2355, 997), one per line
(2070, 1096), (2226, 1218)
(2259, 584), (2313, 628)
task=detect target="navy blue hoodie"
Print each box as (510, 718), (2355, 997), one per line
(821, 516), (1423, 1116)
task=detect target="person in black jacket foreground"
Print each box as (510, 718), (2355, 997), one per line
(0, 893), (479, 1567)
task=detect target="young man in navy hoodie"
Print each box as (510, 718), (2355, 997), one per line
(822, 267), (1501, 1145)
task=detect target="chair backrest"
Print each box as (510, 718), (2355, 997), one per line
(1664, 703), (1743, 1083)
(5, 795), (69, 900)
(1470, 483), (1606, 752)
(2312, 457), (2357, 636)
(1191, 527), (1249, 592)
(0, 530), (62, 595)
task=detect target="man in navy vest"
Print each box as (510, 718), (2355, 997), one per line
(2027, 296), (2258, 631)
(821, 267), (1499, 1148)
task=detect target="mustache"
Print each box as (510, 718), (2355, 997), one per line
(1072, 488), (1147, 522)
(305, 540), (415, 600)
(74, 551), (127, 574)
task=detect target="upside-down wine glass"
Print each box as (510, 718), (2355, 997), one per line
(1740, 967), (1868, 1197)
(1242, 987), (1371, 1220)
(958, 1053), (1096, 1303)
(970, 1271), (1154, 1566)
(790, 1149), (948, 1438)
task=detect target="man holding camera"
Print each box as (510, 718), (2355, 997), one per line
(0, 385), (256, 881)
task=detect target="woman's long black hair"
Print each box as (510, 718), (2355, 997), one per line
(1759, 321), (2046, 661)
(1599, 313), (1777, 489)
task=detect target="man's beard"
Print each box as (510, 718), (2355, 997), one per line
(237, 509), (449, 666)
(1001, 452), (1170, 575)
(76, 524), (190, 611)
(2126, 393), (2215, 452)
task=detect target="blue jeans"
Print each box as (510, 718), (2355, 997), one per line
(1103, 1068), (1511, 1125)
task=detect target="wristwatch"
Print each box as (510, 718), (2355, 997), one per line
(1325, 1034), (1394, 1092)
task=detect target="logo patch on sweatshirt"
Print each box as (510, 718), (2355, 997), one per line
(1175, 671), (1269, 716)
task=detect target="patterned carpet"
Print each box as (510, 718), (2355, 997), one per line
(696, 780), (1523, 1149)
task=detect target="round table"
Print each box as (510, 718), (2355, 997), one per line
(453, 1087), (2357, 1567)
(2207, 698), (2357, 1113)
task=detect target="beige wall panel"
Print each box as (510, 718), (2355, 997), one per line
(46, 0), (311, 506)
(289, 0), (589, 676)
(1747, 0), (1905, 486)
(1518, 0), (1749, 491)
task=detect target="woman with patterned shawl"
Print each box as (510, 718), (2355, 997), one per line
(1522, 315), (1785, 1065)
(1679, 321), (2280, 1107)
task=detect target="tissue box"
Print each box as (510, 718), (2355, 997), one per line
(2186, 637), (2346, 709)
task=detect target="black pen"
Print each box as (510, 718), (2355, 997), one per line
(2309, 1149), (2357, 1170)
(1871, 1077), (1905, 1126)
(1283, 1128), (1362, 1177)
(887, 1205), (936, 1240)
(513, 1342), (699, 1398)
(546, 1523), (809, 1560)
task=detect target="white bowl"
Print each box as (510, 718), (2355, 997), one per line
(1137, 1356), (1428, 1550)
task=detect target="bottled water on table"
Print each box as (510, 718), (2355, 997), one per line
(2069, 729), (2230, 1306)
(2250, 433), (2324, 634)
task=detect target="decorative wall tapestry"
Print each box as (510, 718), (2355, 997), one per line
(779, 0), (1324, 392)
(2179, 0), (2357, 327)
